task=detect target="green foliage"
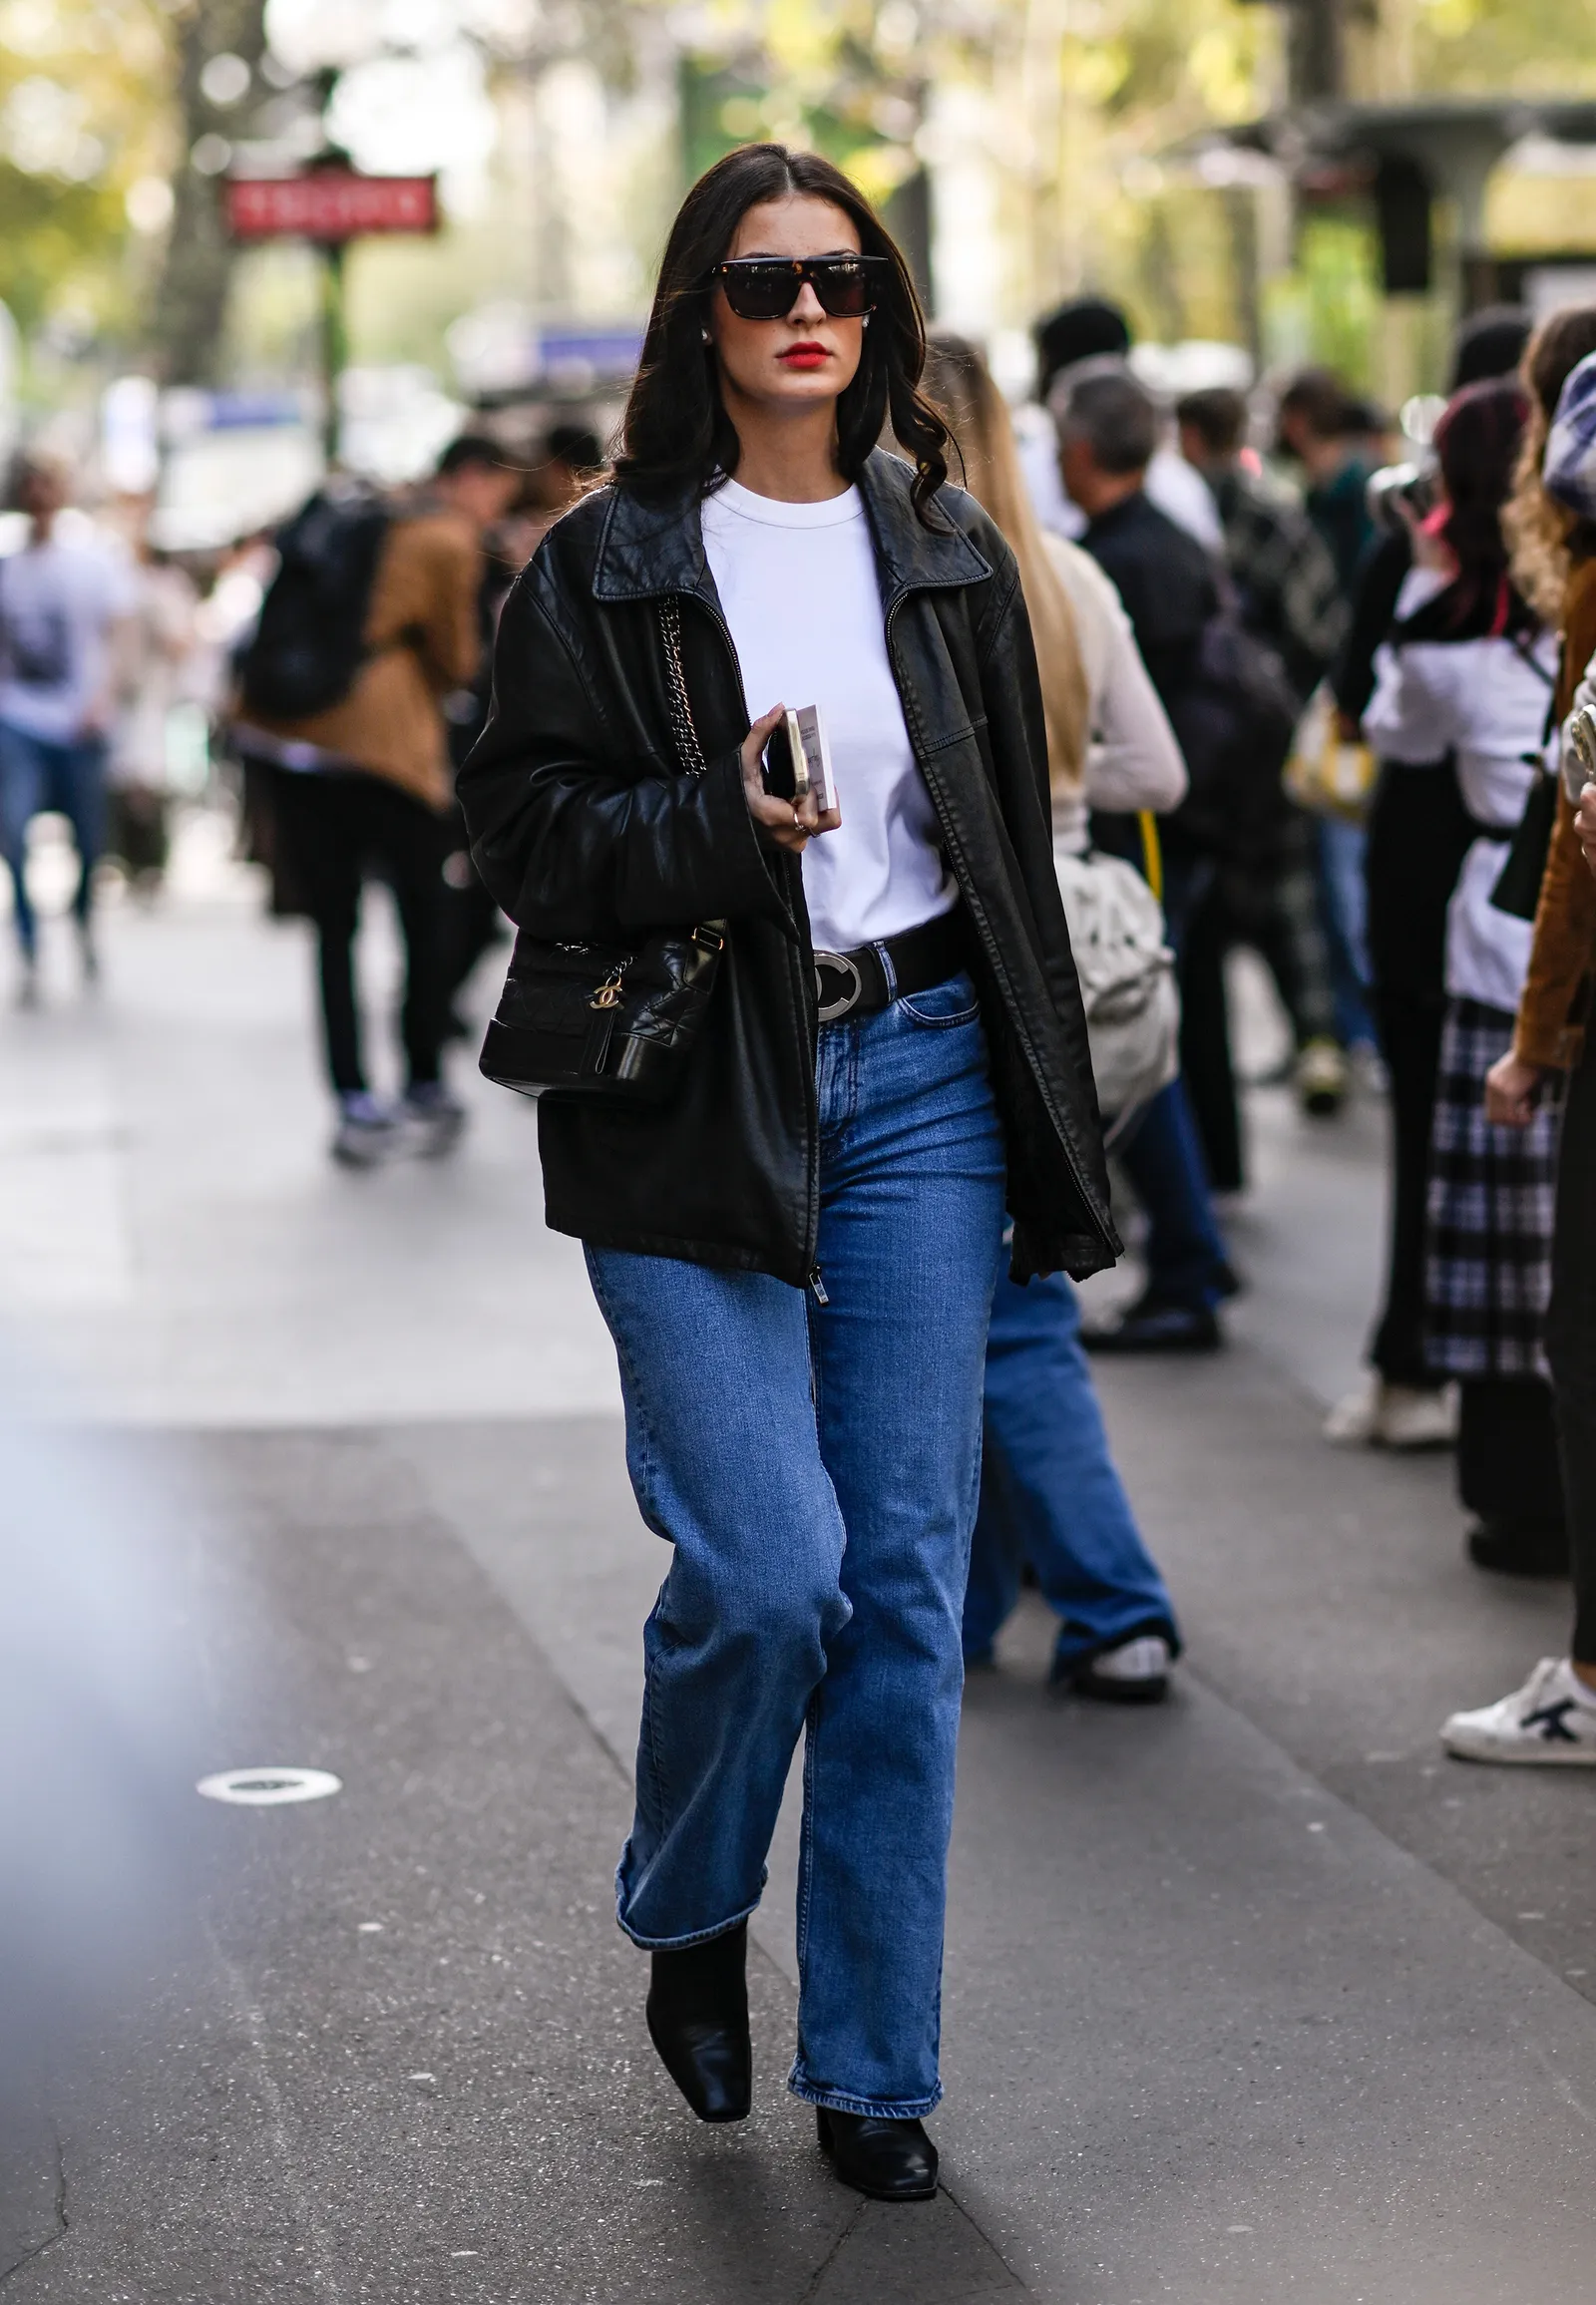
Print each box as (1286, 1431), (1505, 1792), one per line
(1407, 0), (1596, 97)
(0, 0), (174, 353)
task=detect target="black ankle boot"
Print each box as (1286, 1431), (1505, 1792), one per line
(816, 2106), (939, 2200)
(645, 1922), (751, 2122)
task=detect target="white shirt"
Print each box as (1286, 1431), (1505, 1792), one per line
(699, 477), (957, 955)
(1042, 533), (1186, 854)
(1363, 566), (1558, 1012)
(0, 534), (133, 745)
(1013, 401), (1224, 553)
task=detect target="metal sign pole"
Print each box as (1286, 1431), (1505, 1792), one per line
(220, 171), (440, 471)
(320, 238), (348, 467)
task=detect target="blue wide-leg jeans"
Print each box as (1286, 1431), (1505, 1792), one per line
(584, 970), (1005, 2118)
(965, 1267), (1181, 1669)
(0, 721), (108, 958)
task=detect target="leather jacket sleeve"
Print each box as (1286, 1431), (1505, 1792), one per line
(459, 574), (782, 944)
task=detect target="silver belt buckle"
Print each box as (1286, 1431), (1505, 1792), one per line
(813, 950), (863, 1022)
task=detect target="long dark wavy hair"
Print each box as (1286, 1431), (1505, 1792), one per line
(1504, 302), (1596, 620)
(612, 144), (951, 525)
(1417, 376), (1532, 636)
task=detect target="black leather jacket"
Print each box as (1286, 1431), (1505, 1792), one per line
(459, 448), (1119, 1289)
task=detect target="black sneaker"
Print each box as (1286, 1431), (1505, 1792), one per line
(1083, 1297), (1221, 1353)
(399, 1082), (468, 1157)
(1466, 1522), (1568, 1578)
(332, 1095), (399, 1168)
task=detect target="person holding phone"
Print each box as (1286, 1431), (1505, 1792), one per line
(459, 145), (1116, 2199)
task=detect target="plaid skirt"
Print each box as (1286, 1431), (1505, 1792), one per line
(1424, 996), (1561, 1380)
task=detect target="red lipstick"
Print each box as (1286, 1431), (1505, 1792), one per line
(779, 342), (830, 369)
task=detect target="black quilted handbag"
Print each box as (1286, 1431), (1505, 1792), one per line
(479, 599), (727, 1105)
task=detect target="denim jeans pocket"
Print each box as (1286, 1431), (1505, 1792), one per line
(897, 969), (980, 1028)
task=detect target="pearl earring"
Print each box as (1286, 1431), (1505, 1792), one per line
(862, 313), (871, 329)
(701, 327), (712, 345)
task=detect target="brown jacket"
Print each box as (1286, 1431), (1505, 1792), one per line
(1514, 555), (1596, 1070)
(239, 509), (482, 810)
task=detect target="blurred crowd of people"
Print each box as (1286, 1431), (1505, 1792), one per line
(0, 418), (600, 1132)
(11, 278), (1596, 1758)
(962, 286), (1596, 1753)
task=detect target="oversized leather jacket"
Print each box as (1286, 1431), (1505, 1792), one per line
(459, 448), (1120, 1290)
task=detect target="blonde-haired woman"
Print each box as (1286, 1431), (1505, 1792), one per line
(924, 333), (1189, 1699)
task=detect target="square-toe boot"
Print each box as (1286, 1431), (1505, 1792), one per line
(645, 1921), (751, 2121)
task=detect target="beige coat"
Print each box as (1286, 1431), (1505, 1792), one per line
(238, 509), (482, 811)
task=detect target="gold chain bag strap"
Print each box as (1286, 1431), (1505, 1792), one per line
(478, 596), (726, 1104)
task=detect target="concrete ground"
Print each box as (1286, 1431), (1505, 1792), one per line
(3, 820), (1594, 2303)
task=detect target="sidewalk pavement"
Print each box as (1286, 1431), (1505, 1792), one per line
(3, 844), (1593, 2302)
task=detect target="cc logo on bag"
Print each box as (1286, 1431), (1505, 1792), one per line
(814, 952), (863, 1023)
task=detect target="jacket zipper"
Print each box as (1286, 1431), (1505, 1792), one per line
(675, 587), (823, 1285)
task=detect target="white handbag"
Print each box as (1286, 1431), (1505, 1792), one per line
(1053, 842), (1180, 1126)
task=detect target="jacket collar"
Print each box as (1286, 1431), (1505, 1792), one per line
(592, 448), (992, 607)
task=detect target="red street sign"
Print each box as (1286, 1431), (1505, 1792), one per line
(223, 172), (439, 242)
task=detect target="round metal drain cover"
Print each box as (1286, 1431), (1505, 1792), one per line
(197, 1766), (342, 1806)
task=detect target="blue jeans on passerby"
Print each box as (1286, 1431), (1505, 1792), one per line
(1316, 814), (1376, 1049)
(1116, 1079), (1234, 1308)
(1117, 844), (1232, 1310)
(965, 1267), (1181, 1668)
(0, 721), (107, 957)
(584, 970), (1005, 2119)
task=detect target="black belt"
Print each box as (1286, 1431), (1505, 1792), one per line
(813, 906), (970, 1024)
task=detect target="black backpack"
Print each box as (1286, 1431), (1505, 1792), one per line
(1164, 605), (1302, 863)
(239, 488), (390, 721)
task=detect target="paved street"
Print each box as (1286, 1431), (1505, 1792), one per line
(4, 821), (1595, 2303)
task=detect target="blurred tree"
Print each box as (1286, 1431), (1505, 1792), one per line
(149, 0), (268, 384)
(0, 0), (173, 351)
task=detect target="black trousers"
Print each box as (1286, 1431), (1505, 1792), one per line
(439, 800), (506, 1015)
(1364, 761), (1479, 1384)
(1456, 1377), (1566, 1536)
(269, 768), (448, 1096)
(1546, 1032), (1596, 1659)
(1178, 812), (1341, 1197)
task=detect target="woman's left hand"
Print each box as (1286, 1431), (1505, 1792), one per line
(740, 703), (842, 854)
(1576, 780), (1596, 883)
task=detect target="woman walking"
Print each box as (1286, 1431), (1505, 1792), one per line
(1361, 376), (1565, 1574)
(459, 148), (1116, 2193)
(923, 332), (1186, 1698)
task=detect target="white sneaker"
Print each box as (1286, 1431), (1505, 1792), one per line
(1324, 1372), (1381, 1443)
(1441, 1657), (1596, 1765)
(1060, 1633), (1172, 1705)
(1379, 1381), (1458, 1450)
(1323, 1375), (1457, 1449)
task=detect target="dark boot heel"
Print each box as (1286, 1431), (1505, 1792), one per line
(645, 1921), (751, 2122)
(815, 2105), (939, 2200)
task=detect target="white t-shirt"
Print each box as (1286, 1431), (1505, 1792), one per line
(0, 535), (133, 745)
(1363, 566), (1559, 1013)
(699, 476), (957, 955)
